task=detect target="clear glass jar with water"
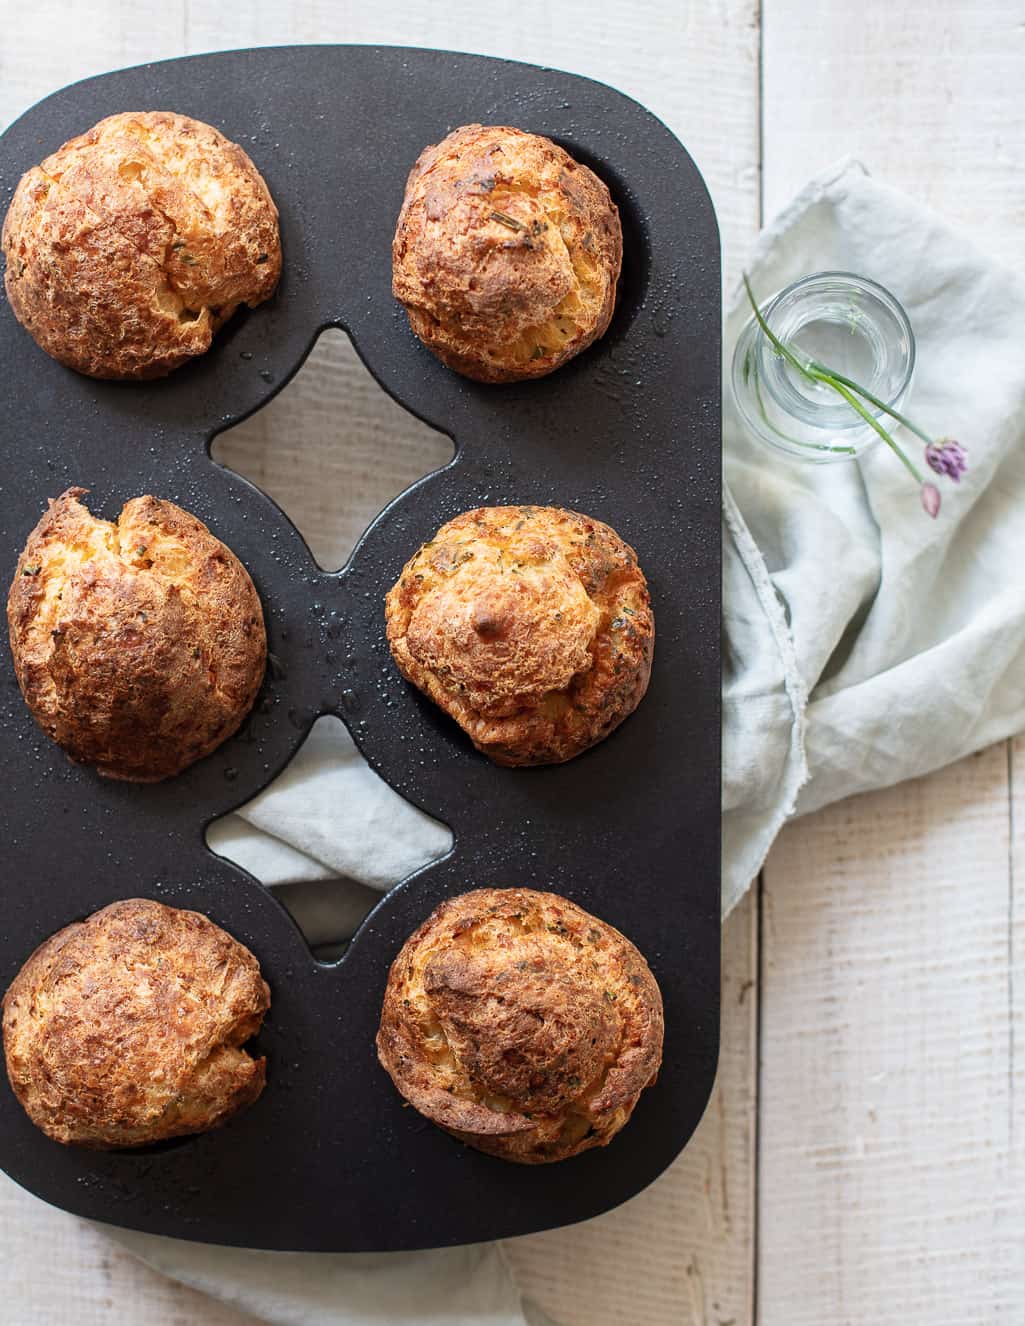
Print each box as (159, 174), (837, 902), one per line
(731, 272), (916, 461)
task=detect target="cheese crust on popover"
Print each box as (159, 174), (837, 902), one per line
(7, 487), (266, 781)
(384, 505), (654, 766)
(2, 111), (281, 378)
(392, 124), (622, 382)
(377, 888), (664, 1163)
(2, 899), (270, 1149)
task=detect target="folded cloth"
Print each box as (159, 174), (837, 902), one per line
(207, 716), (452, 896)
(723, 157), (1025, 910)
(108, 159), (1025, 1321)
(112, 1234), (552, 1326)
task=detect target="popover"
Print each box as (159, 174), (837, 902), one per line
(7, 487), (266, 781)
(2, 899), (270, 1148)
(2, 110), (281, 378)
(377, 888), (663, 1163)
(392, 124), (622, 382)
(384, 505), (654, 765)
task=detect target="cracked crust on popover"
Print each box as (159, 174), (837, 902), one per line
(376, 888), (664, 1163)
(7, 487), (266, 781)
(2, 110), (281, 378)
(2, 899), (270, 1148)
(392, 124), (622, 382)
(384, 505), (654, 766)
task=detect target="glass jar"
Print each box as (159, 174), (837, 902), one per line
(731, 271), (916, 462)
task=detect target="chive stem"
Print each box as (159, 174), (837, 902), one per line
(743, 273), (926, 485)
(804, 361), (933, 446)
(749, 347), (857, 456)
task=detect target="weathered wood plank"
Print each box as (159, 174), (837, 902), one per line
(762, 1), (1025, 268)
(760, 747), (1023, 1322)
(761, 3), (1025, 1318)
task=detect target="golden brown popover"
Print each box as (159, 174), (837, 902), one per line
(2, 110), (281, 378)
(392, 124), (622, 382)
(2, 899), (270, 1148)
(7, 487), (266, 781)
(384, 505), (654, 765)
(377, 888), (663, 1163)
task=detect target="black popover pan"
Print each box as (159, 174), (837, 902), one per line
(0, 45), (721, 1251)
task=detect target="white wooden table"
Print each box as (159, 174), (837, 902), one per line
(2, 3), (1023, 1322)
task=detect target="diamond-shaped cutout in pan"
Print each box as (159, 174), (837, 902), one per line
(213, 327), (454, 572)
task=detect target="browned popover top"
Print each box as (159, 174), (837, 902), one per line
(384, 505), (654, 766)
(392, 124), (622, 382)
(376, 888), (664, 1163)
(2, 899), (270, 1148)
(2, 110), (281, 378)
(7, 487), (266, 781)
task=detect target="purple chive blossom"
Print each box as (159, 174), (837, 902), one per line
(921, 483), (941, 518)
(925, 438), (967, 482)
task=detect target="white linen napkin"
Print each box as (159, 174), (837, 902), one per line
(722, 157), (1025, 911)
(108, 159), (1025, 1322)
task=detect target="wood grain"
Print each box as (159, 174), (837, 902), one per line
(760, 748), (1024, 1322)
(762, 0), (1025, 268)
(1008, 733), (1025, 1236)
